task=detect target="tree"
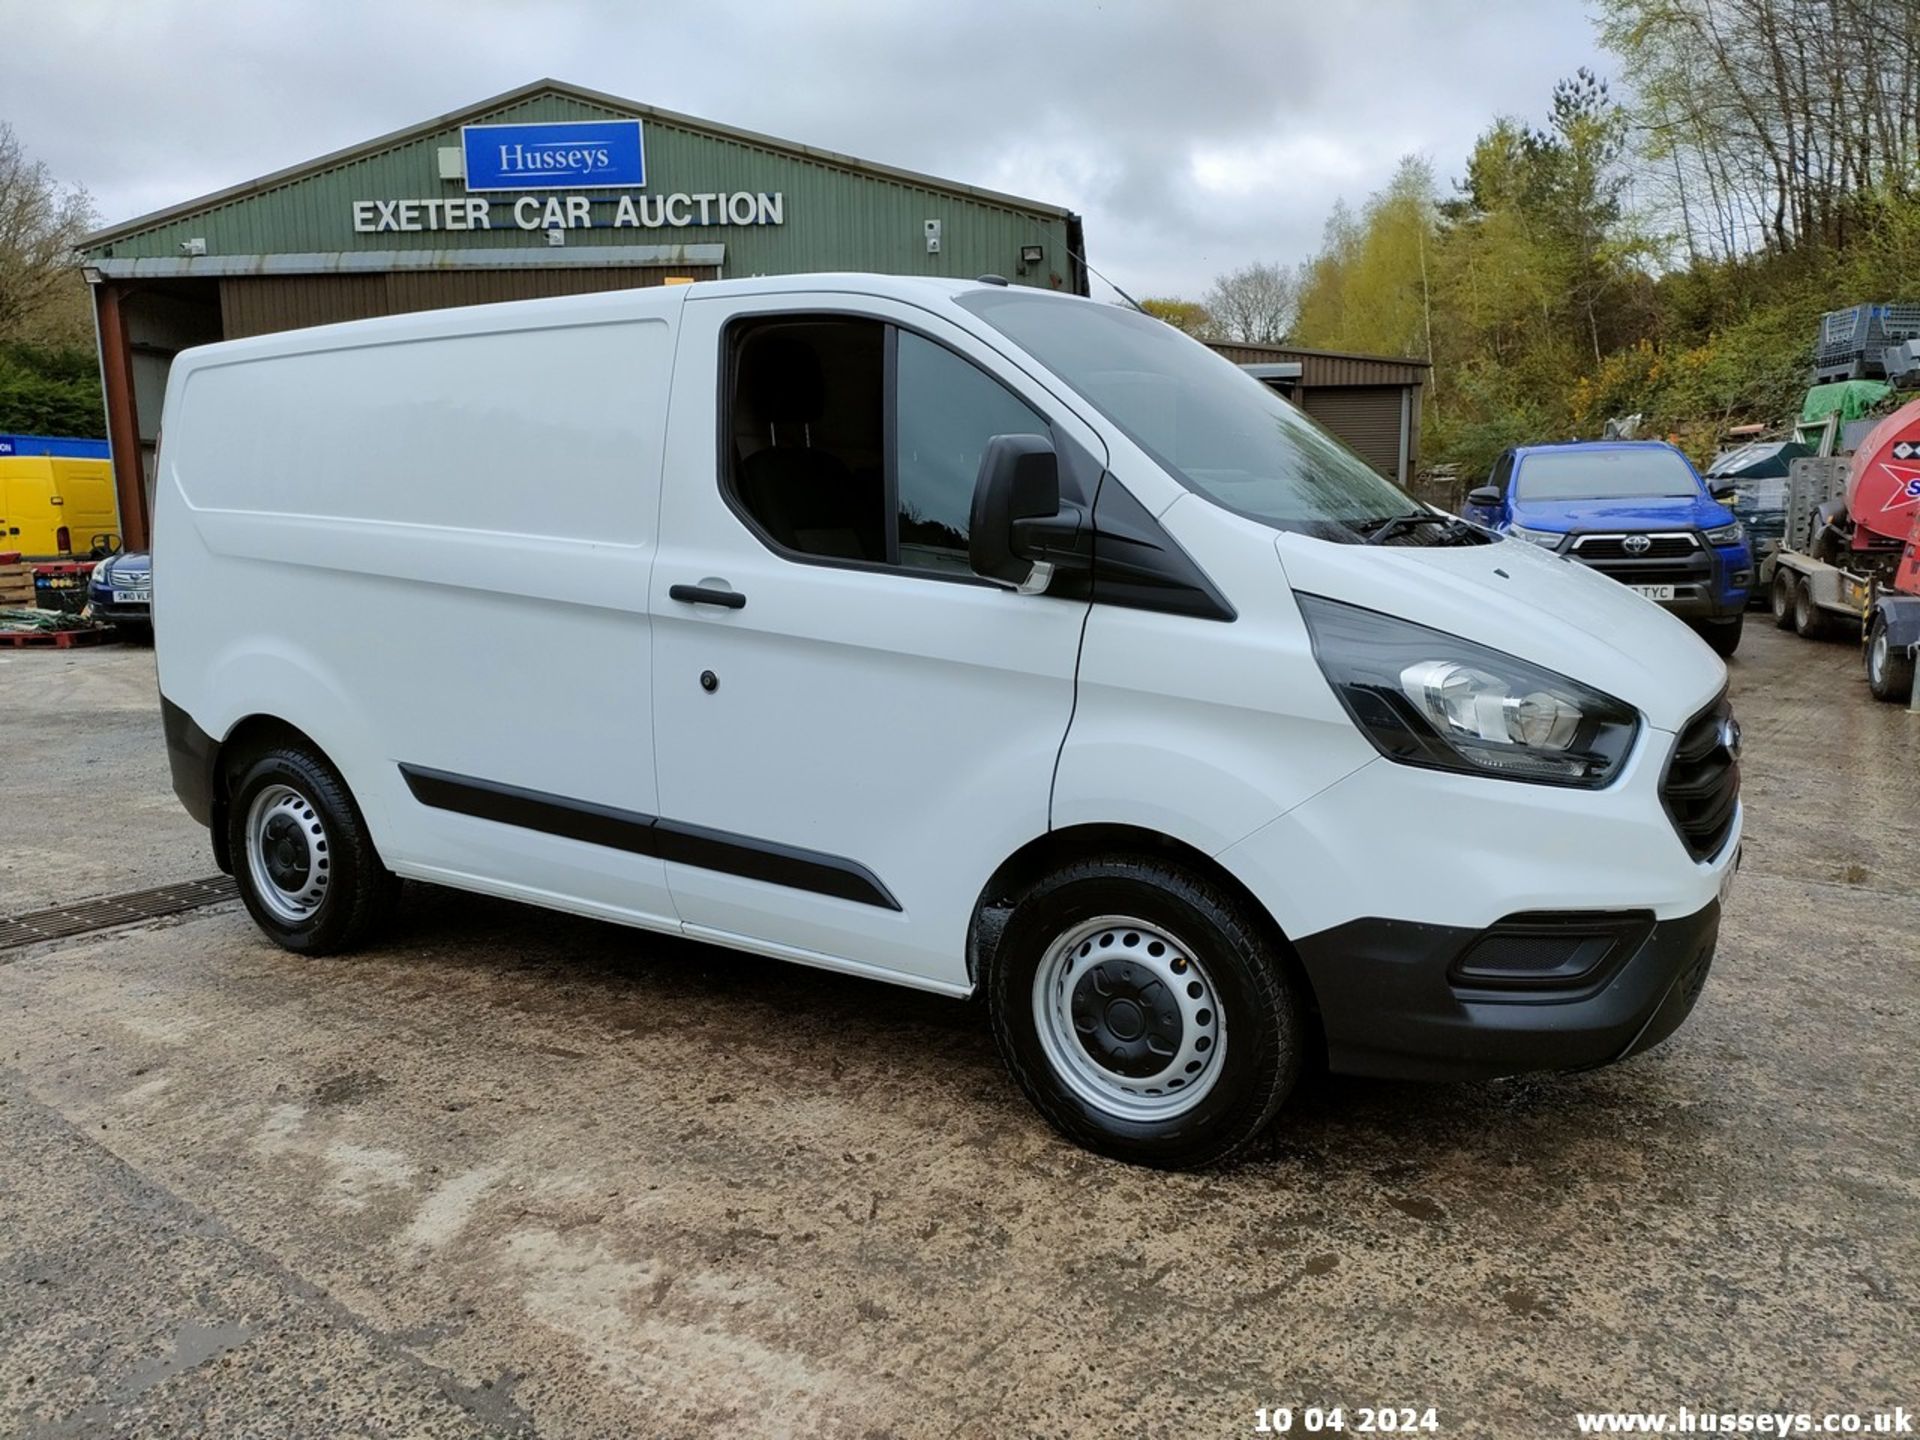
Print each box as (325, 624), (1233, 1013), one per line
(1139, 297), (1213, 336)
(0, 121), (96, 346)
(1202, 261), (1299, 344)
(1290, 157), (1436, 361)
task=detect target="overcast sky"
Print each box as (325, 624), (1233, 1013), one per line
(11, 0), (1603, 299)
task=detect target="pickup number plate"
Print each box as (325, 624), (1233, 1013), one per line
(1632, 584), (1677, 601)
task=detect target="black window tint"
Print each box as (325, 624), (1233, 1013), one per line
(893, 330), (1046, 575)
(728, 318), (887, 562)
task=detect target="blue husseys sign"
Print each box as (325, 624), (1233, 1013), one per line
(461, 119), (645, 191)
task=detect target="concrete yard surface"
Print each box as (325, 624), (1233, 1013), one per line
(0, 624), (1915, 1438)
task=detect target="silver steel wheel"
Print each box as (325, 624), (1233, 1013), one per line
(1869, 625), (1888, 685)
(1031, 915), (1226, 1122)
(244, 783), (331, 925)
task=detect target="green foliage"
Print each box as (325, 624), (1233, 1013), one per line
(1139, 298), (1213, 336)
(1275, 36), (1920, 474)
(0, 342), (105, 436)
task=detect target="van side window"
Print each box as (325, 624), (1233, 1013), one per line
(725, 316), (1048, 577)
(730, 318), (887, 562)
(894, 330), (1046, 575)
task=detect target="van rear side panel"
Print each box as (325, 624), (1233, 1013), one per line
(156, 293), (686, 925)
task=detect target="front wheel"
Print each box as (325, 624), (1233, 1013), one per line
(1698, 613), (1743, 657)
(226, 744), (399, 955)
(985, 855), (1306, 1169)
(1867, 613), (1916, 703)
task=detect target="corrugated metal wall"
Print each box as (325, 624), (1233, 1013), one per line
(89, 90), (1076, 292)
(219, 266), (711, 337)
(1301, 388), (1406, 479)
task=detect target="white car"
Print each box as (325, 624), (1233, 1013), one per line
(152, 275), (1740, 1168)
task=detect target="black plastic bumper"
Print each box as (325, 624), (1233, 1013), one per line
(1294, 901), (1720, 1081)
(161, 696), (218, 829)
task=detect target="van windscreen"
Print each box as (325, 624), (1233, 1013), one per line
(955, 291), (1430, 542)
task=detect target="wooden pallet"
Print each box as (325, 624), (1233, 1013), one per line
(0, 626), (117, 649)
(0, 564), (32, 607)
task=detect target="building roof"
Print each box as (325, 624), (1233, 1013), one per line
(81, 77), (1075, 251)
(1205, 339), (1430, 388)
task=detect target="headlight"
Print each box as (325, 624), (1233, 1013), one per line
(1704, 521), (1745, 546)
(1507, 524), (1566, 551)
(90, 562), (113, 587)
(1297, 595), (1641, 788)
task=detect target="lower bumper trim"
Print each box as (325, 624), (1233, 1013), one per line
(1294, 900), (1720, 1082)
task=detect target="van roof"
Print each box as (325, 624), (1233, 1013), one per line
(166, 274), (1093, 369)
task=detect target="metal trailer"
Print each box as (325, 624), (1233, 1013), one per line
(1761, 458), (1860, 635)
(1765, 457), (1920, 706)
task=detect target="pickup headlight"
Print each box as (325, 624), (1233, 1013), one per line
(1507, 524), (1566, 551)
(1704, 521), (1746, 546)
(1298, 595), (1641, 788)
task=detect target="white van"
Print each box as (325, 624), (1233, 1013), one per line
(154, 275), (1740, 1167)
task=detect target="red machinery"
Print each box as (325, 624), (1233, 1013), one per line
(1845, 395), (1920, 546)
(1854, 397), (1920, 702)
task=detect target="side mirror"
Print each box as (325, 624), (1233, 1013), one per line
(1466, 485), (1503, 510)
(1708, 477), (1737, 500)
(969, 434), (1088, 593)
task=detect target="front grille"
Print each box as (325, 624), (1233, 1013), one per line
(1573, 533), (1700, 560)
(1578, 562), (1708, 586)
(1662, 695), (1740, 862)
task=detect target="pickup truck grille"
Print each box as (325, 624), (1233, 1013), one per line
(1662, 694), (1740, 862)
(1572, 533), (1701, 560)
(1578, 561), (1708, 586)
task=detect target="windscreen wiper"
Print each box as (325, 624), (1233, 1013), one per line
(1357, 512), (1470, 545)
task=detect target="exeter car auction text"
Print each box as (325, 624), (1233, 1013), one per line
(350, 192), (786, 232)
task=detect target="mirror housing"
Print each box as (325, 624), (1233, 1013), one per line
(1707, 476), (1737, 500)
(1466, 485), (1503, 510)
(969, 434), (1088, 592)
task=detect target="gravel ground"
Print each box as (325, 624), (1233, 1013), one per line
(0, 621), (1914, 1438)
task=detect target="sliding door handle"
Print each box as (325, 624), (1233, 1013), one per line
(669, 583), (746, 610)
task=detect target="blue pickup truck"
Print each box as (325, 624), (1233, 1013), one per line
(1465, 440), (1755, 657)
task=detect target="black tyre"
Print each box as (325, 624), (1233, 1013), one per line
(1792, 577), (1832, 639)
(1867, 612), (1916, 703)
(985, 854), (1306, 1169)
(1770, 570), (1797, 630)
(225, 744), (399, 955)
(1698, 613), (1743, 657)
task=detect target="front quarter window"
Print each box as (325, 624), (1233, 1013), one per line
(955, 290), (1473, 545)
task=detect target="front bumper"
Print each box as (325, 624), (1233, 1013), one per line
(1565, 537), (1751, 620)
(1292, 900), (1720, 1081)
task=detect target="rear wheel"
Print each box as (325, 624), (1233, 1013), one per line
(1867, 612), (1916, 703)
(1771, 570), (1797, 629)
(226, 744), (398, 955)
(1793, 577), (1832, 639)
(1698, 613), (1743, 657)
(985, 854), (1305, 1169)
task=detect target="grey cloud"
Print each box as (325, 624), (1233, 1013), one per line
(10, 0), (1598, 298)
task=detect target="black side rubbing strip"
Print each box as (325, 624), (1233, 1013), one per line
(398, 764), (902, 911)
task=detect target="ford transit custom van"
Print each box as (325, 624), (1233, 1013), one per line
(153, 276), (1740, 1168)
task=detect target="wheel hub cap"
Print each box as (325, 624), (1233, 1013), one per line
(244, 784), (330, 925)
(1033, 916), (1225, 1121)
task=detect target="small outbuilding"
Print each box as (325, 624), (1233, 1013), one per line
(1208, 341), (1430, 485)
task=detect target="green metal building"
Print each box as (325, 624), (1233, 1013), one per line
(78, 78), (1088, 546)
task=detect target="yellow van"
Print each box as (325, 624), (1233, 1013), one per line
(0, 435), (120, 559)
